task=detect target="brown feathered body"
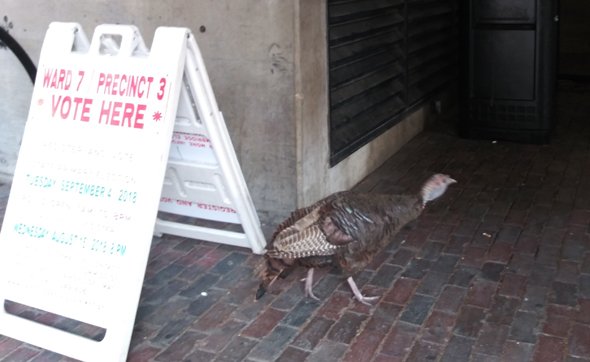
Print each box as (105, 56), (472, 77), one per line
(258, 190), (424, 295)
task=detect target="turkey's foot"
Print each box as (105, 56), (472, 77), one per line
(347, 276), (379, 305)
(302, 268), (320, 301)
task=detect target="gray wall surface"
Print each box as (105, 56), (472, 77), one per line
(1, 0), (297, 225)
(0, 44), (32, 180)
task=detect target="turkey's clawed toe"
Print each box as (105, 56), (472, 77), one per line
(347, 276), (379, 306)
(303, 268), (320, 301)
(305, 284), (320, 301)
(355, 295), (379, 306)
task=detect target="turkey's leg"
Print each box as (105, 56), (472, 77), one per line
(347, 277), (379, 305)
(303, 268), (320, 300)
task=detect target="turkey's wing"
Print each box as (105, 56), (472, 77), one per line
(320, 194), (386, 247)
(270, 191), (346, 241)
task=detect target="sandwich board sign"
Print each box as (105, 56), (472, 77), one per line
(0, 22), (265, 362)
(154, 28), (265, 254)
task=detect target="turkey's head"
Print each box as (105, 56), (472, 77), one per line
(420, 174), (456, 206)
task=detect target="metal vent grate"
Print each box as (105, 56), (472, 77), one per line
(328, 0), (459, 165)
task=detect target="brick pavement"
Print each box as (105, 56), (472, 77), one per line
(1, 79), (590, 361)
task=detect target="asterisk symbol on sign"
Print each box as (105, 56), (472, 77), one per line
(152, 111), (162, 122)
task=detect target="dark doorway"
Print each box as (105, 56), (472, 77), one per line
(559, 0), (590, 80)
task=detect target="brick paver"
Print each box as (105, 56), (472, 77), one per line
(1, 80), (590, 361)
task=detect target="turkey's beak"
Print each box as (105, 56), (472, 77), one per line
(449, 178), (457, 184)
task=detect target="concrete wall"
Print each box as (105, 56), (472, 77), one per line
(1, 0), (298, 226)
(1, 0), (431, 227)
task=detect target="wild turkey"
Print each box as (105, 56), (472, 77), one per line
(256, 173), (456, 305)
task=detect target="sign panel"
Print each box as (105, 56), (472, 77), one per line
(0, 23), (187, 361)
(155, 34), (266, 254)
(159, 131), (240, 224)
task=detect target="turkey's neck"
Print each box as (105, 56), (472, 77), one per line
(381, 195), (423, 218)
(379, 196), (424, 246)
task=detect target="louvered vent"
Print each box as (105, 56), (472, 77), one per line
(328, 0), (459, 165)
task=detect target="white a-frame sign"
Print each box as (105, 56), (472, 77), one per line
(0, 23), (265, 362)
(154, 23), (265, 255)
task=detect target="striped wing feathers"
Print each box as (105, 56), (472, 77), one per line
(270, 192), (344, 241)
(268, 193), (360, 259)
(267, 222), (339, 259)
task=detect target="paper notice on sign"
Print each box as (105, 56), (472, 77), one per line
(169, 131), (217, 163)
